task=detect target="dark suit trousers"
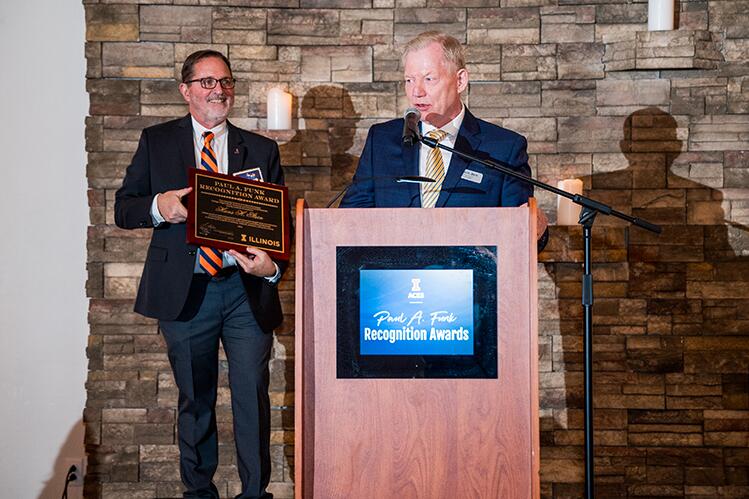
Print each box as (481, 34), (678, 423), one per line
(160, 272), (273, 499)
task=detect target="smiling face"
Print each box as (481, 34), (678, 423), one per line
(403, 42), (468, 128)
(179, 56), (235, 129)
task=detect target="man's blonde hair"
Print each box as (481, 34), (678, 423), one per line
(402, 31), (466, 71)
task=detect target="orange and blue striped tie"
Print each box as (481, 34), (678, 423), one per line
(198, 131), (223, 276)
(421, 129), (448, 208)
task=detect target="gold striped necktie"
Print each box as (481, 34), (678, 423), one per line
(198, 131), (223, 276)
(421, 129), (448, 208)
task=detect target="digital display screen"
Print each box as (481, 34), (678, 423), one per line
(359, 269), (474, 355)
(336, 246), (498, 379)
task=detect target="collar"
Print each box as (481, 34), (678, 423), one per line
(421, 103), (465, 141)
(190, 116), (227, 141)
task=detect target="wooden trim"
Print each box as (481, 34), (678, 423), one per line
(529, 197), (541, 499)
(293, 198), (307, 499)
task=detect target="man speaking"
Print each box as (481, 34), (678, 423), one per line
(340, 31), (548, 245)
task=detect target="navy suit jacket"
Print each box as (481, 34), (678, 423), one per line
(340, 108), (534, 208)
(114, 114), (286, 333)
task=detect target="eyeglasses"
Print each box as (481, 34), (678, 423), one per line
(183, 77), (236, 90)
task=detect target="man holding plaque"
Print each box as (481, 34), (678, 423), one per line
(115, 50), (284, 499)
(340, 31), (548, 248)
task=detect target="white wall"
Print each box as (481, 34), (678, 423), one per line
(0, 2), (88, 498)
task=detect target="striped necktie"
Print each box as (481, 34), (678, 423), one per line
(198, 131), (223, 276)
(421, 129), (448, 208)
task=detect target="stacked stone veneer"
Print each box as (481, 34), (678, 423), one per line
(84, 1), (749, 497)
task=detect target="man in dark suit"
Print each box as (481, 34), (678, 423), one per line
(340, 31), (548, 245)
(115, 50), (284, 499)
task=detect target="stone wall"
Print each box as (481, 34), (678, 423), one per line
(84, 1), (749, 497)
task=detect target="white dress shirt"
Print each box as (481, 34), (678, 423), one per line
(419, 104), (466, 206)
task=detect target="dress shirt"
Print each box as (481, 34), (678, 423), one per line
(419, 104), (465, 206)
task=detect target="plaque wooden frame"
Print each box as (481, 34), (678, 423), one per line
(187, 168), (290, 260)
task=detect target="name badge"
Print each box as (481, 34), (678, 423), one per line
(461, 169), (483, 184)
(234, 167), (264, 181)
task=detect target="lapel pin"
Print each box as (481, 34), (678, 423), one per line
(233, 147), (240, 155)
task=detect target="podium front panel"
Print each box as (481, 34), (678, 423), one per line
(296, 206), (539, 499)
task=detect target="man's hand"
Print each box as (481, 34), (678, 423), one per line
(228, 246), (277, 278)
(536, 206), (549, 239)
(157, 187), (192, 223)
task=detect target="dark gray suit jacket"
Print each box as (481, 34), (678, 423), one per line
(114, 114), (286, 333)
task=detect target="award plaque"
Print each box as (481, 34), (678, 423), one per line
(187, 168), (290, 260)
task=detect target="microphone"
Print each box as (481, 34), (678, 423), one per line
(326, 175), (434, 208)
(402, 108), (421, 146)
(395, 175), (434, 183)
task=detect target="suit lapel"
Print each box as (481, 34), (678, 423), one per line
(227, 121), (246, 175)
(177, 115), (196, 180)
(177, 115), (197, 250)
(437, 108), (482, 207)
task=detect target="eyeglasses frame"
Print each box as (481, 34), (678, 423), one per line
(183, 76), (237, 90)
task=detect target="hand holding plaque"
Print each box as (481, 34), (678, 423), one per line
(187, 168), (290, 260)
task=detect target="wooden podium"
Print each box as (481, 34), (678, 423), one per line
(294, 199), (540, 499)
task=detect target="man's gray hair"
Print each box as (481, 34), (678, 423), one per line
(402, 31), (466, 71)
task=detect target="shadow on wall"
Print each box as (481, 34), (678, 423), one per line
(272, 85), (362, 489)
(279, 85), (361, 207)
(541, 107), (749, 495)
(37, 419), (85, 499)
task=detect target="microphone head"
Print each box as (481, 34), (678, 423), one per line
(404, 107), (421, 120)
(402, 108), (422, 146)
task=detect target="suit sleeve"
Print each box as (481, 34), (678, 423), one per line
(500, 134), (534, 208)
(265, 139), (284, 186)
(339, 127), (376, 208)
(265, 140), (291, 278)
(502, 134), (549, 252)
(114, 130), (158, 230)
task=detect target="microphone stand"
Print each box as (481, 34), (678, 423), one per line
(419, 133), (661, 499)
